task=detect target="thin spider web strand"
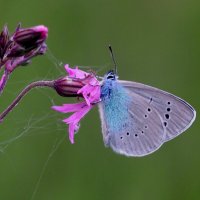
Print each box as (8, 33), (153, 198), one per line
(30, 134), (66, 200)
(0, 50), (69, 153)
(0, 112), (61, 150)
(0, 115), (35, 148)
(46, 48), (64, 75)
(0, 49), (104, 199)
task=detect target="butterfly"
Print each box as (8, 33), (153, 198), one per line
(98, 46), (196, 157)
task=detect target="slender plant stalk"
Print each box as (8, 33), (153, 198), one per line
(0, 80), (55, 122)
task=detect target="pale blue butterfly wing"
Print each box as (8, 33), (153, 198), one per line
(98, 72), (196, 157)
(120, 80), (196, 142)
(99, 75), (166, 157)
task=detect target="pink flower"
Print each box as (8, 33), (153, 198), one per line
(52, 64), (100, 143)
(0, 24), (48, 94)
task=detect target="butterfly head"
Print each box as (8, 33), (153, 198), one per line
(106, 70), (117, 80)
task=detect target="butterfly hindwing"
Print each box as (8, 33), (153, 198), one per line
(98, 79), (166, 156)
(120, 80), (196, 142)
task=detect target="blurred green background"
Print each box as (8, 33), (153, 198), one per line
(0, 0), (199, 199)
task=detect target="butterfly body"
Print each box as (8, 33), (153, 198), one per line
(100, 74), (132, 146)
(98, 71), (196, 157)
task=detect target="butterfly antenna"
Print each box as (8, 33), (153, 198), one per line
(108, 45), (117, 75)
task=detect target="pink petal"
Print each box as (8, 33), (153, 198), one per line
(62, 105), (92, 143)
(65, 64), (88, 79)
(89, 86), (101, 102)
(77, 85), (92, 106)
(89, 78), (99, 86)
(69, 124), (75, 144)
(63, 105), (91, 124)
(77, 84), (100, 105)
(69, 123), (80, 144)
(52, 102), (86, 113)
(32, 25), (48, 39)
(64, 64), (75, 77)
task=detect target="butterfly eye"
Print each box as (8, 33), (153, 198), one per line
(107, 74), (115, 80)
(106, 70), (116, 80)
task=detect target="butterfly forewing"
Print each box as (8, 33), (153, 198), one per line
(120, 80), (196, 142)
(99, 80), (166, 157)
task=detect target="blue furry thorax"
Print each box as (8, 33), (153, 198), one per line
(100, 77), (131, 131)
(100, 78), (117, 100)
(100, 78), (129, 104)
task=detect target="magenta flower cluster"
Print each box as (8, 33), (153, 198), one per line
(52, 64), (100, 143)
(0, 24), (48, 94)
(0, 24), (101, 144)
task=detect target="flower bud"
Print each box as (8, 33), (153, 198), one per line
(7, 43), (25, 57)
(13, 25), (48, 52)
(54, 76), (84, 97)
(0, 24), (49, 95)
